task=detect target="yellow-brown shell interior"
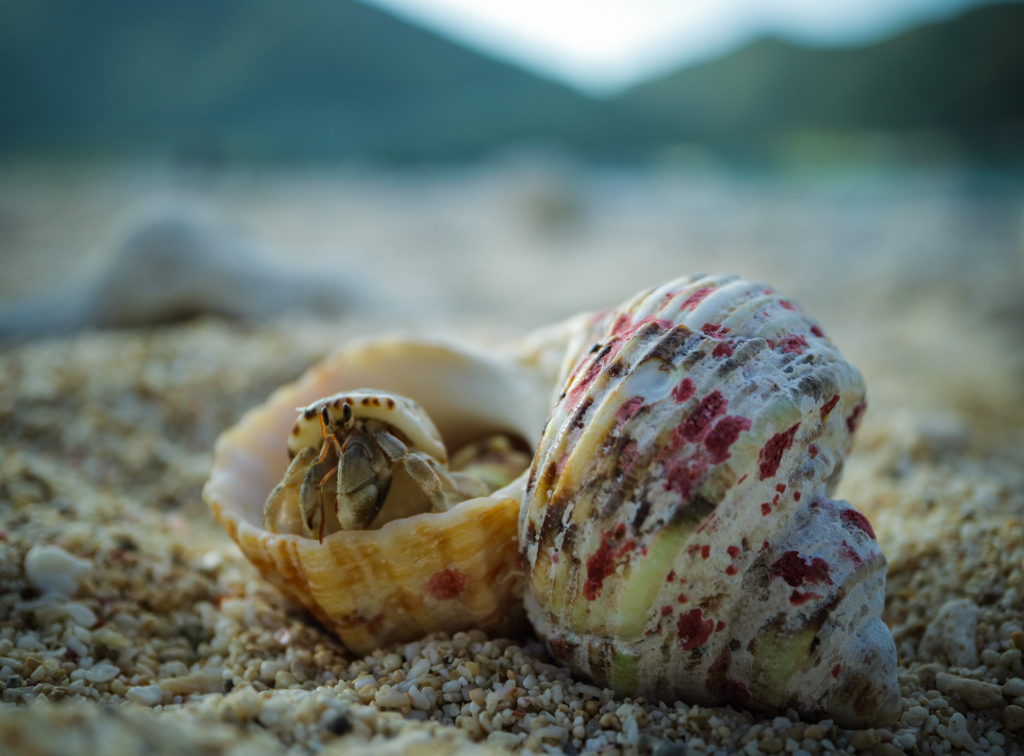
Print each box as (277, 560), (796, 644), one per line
(203, 337), (553, 653)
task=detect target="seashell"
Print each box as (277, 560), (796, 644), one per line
(204, 335), (553, 654)
(519, 273), (899, 728)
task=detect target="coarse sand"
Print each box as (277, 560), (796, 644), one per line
(0, 304), (1022, 756)
(1, 163), (1024, 755)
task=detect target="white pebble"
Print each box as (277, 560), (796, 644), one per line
(623, 715), (639, 747)
(64, 602), (97, 628)
(408, 685), (432, 710)
(375, 686), (410, 709)
(258, 660), (287, 682)
(947, 712), (976, 751)
(83, 661), (120, 683)
(24, 545), (92, 596)
(920, 599), (979, 668)
(125, 685), (164, 706)
(352, 674), (375, 689)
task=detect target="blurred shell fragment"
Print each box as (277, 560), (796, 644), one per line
(519, 273), (899, 729)
(204, 336), (553, 654)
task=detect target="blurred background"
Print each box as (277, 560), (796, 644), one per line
(0, 0), (1022, 431)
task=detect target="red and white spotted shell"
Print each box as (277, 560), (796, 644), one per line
(519, 274), (899, 728)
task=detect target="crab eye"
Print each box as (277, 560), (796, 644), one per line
(341, 402), (354, 429)
(320, 406), (331, 428)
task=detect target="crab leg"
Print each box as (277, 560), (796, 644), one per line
(317, 466), (339, 543)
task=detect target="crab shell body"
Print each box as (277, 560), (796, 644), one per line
(274, 389), (458, 535)
(204, 336), (553, 654)
(519, 274), (900, 728)
(288, 391), (447, 463)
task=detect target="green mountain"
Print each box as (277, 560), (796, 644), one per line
(0, 0), (601, 161)
(617, 2), (1024, 158)
(0, 0), (1021, 161)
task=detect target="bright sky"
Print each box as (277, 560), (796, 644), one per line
(362, 0), (993, 94)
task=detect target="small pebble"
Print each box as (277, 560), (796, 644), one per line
(125, 685), (164, 706)
(1003, 705), (1024, 731)
(23, 545), (92, 596)
(936, 672), (1005, 709)
(83, 661), (120, 683)
(63, 601), (97, 628)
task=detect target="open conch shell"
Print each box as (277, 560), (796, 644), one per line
(519, 274), (899, 728)
(203, 336), (553, 654)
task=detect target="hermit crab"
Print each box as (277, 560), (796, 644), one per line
(263, 389), (492, 540)
(203, 336), (554, 653)
(519, 274), (899, 728)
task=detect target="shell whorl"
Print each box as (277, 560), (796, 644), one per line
(519, 274), (898, 728)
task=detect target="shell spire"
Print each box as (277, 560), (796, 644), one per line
(520, 274), (898, 728)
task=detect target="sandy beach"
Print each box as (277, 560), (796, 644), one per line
(1, 160), (1023, 755)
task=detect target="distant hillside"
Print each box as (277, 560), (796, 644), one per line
(617, 2), (1024, 157)
(0, 0), (1021, 162)
(0, 0), (601, 161)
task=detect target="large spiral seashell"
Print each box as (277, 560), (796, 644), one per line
(519, 274), (899, 728)
(204, 336), (553, 654)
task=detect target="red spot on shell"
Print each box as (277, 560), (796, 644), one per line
(701, 545), (710, 560)
(737, 474), (747, 484)
(794, 491), (801, 501)
(841, 508), (877, 539)
(766, 339), (775, 349)
(672, 378), (696, 404)
(667, 570), (676, 582)
(716, 620), (726, 632)
(727, 546), (740, 558)
(680, 390), (728, 442)
(426, 569), (467, 600)
(551, 551), (560, 564)
(678, 593), (688, 603)
(583, 524), (632, 601)
(758, 422), (801, 480)
(663, 453), (709, 500)
(661, 605), (674, 617)
(616, 396), (644, 425)
(841, 540), (865, 567)
(846, 401), (867, 434)
(832, 664), (841, 679)
(780, 334), (809, 355)
(550, 638), (567, 660)
(760, 540), (770, 552)
(712, 341), (734, 358)
(789, 590), (823, 605)
(726, 564), (738, 576)
(679, 287), (714, 311)
(701, 323), (730, 338)
(820, 394), (840, 419)
(677, 608), (714, 650)
(704, 416), (751, 463)
(761, 502), (772, 516)
(770, 551), (833, 587)
(811, 325), (825, 338)
(779, 300), (796, 311)
(776, 484), (786, 494)
(809, 444), (819, 459)
(724, 679), (750, 706)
